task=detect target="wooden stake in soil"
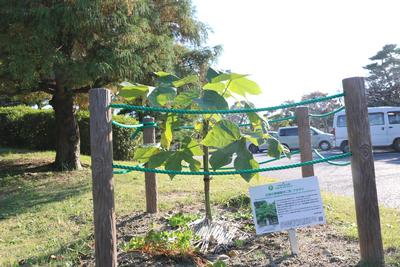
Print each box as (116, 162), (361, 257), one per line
(285, 106), (316, 255)
(342, 77), (384, 266)
(89, 88), (117, 267)
(296, 106), (315, 177)
(143, 116), (158, 213)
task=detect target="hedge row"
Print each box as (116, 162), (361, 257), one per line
(0, 106), (141, 160)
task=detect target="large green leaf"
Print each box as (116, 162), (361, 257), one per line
(245, 103), (264, 132)
(145, 137), (202, 178)
(160, 113), (175, 149)
(181, 136), (203, 156)
(148, 86), (176, 107)
(154, 71), (180, 85)
(201, 120), (241, 148)
(206, 67), (220, 82)
(266, 137), (290, 158)
(182, 153), (201, 172)
(208, 138), (260, 181)
(202, 82), (232, 97)
(211, 73), (248, 83)
(119, 82), (149, 101)
(133, 145), (161, 164)
(228, 77), (262, 96)
(233, 139), (260, 181)
(173, 89), (200, 108)
(194, 90), (229, 110)
(147, 151), (174, 168)
(165, 152), (184, 179)
(172, 75), (198, 87)
(209, 141), (236, 170)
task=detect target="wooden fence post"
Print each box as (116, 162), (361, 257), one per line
(284, 106), (315, 255)
(296, 106), (315, 177)
(89, 88), (117, 267)
(143, 116), (158, 213)
(342, 77), (384, 266)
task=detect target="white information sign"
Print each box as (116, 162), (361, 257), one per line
(249, 176), (326, 235)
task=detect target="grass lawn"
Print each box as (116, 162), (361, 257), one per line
(0, 148), (399, 266)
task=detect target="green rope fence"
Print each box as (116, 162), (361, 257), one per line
(313, 149), (351, 166)
(112, 152), (351, 176)
(309, 106), (345, 118)
(110, 93), (344, 114)
(112, 120), (158, 139)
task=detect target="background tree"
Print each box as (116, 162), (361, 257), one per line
(301, 91), (341, 132)
(364, 44), (400, 106)
(0, 0), (211, 170)
(264, 100), (296, 130)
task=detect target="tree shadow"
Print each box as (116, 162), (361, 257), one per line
(0, 160), (90, 219)
(0, 147), (38, 156)
(17, 233), (95, 266)
(0, 182), (90, 220)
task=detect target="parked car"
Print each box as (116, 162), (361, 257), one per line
(333, 106), (400, 152)
(277, 126), (334, 151)
(247, 131), (278, 153)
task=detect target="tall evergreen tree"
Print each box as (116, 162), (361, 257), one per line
(364, 44), (400, 106)
(0, 0), (212, 170)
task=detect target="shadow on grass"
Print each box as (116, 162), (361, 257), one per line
(0, 160), (90, 219)
(0, 147), (37, 156)
(18, 233), (95, 266)
(0, 180), (90, 220)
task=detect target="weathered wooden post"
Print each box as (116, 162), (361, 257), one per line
(143, 116), (158, 213)
(89, 88), (117, 267)
(284, 106), (316, 255)
(342, 77), (384, 266)
(296, 106), (315, 177)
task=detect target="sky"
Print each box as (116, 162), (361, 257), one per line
(193, 0), (400, 108)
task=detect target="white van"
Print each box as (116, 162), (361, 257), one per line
(333, 106), (400, 152)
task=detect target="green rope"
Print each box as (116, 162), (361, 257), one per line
(268, 116), (296, 123)
(313, 149), (351, 166)
(309, 106), (345, 118)
(112, 120), (158, 139)
(113, 169), (134, 174)
(112, 152), (351, 176)
(110, 93), (344, 115)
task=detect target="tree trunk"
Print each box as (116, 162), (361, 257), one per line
(51, 89), (82, 170)
(202, 120), (212, 221)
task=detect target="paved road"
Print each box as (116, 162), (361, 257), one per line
(253, 149), (400, 210)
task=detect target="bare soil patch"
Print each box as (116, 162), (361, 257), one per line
(78, 203), (399, 267)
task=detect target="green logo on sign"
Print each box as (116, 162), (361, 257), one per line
(268, 185), (274, 191)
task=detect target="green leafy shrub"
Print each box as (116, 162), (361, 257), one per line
(167, 213), (198, 228)
(124, 228), (195, 255)
(0, 106), (140, 160)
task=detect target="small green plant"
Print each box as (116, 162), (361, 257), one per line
(234, 239), (246, 248)
(168, 213), (198, 228)
(211, 260), (227, 267)
(119, 69), (289, 221)
(124, 228), (195, 255)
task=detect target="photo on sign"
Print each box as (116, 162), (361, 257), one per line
(249, 176), (326, 235)
(254, 200), (279, 227)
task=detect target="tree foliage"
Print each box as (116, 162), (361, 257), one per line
(301, 91), (341, 132)
(0, 0), (214, 170)
(364, 44), (400, 106)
